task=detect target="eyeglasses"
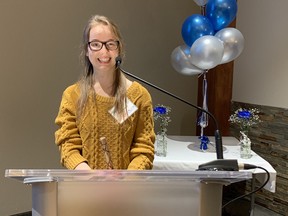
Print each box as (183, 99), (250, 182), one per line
(88, 40), (119, 51)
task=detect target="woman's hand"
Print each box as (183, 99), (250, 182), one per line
(75, 162), (91, 170)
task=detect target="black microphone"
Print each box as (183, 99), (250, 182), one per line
(115, 57), (242, 170)
(116, 56), (122, 68)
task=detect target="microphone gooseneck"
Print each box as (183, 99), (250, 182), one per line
(115, 57), (224, 160)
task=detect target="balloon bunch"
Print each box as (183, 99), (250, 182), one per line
(170, 0), (244, 151)
(171, 0), (244, 75)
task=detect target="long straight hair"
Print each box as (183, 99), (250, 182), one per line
(78, 15), (126, 118)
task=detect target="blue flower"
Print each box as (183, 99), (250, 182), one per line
(229, 107), (261, 131)
(154, 105), (171, 135)
(237, 110), (252, 119)
(154, 106), (167, 115)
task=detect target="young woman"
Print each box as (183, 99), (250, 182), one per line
(55, 15), (155, 170)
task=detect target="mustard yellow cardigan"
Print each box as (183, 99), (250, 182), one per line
(55, 82), (155, 170)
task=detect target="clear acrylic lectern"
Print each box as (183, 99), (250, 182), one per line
(5, 169), (251, 216)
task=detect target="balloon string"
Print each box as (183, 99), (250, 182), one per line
(201, 125), (204, 137)
(202, 74), (208, 126)
(197, 69), (209, 78)
(198, 72), (209, 128)
(200, 6), (206, 16)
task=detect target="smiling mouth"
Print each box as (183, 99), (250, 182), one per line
(98, 57), (111, 63)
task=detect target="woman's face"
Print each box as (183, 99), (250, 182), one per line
(87, 24), (119, 73)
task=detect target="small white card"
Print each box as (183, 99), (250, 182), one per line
(109, 98), (138, 124)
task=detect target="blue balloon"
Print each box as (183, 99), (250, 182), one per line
(206, 0), (238, 31)
(181, 14), (214, 47)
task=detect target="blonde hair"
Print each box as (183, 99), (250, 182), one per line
(78, 15), (126, 118)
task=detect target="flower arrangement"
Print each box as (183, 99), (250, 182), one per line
(153, 104), (171, 157)
(153, 105), (171, 134)
(229, 107), (261, 132)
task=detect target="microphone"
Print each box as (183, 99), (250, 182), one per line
(116, 56), (122, 68)
(115, 56), (242, 170)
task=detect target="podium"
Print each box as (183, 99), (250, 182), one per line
(5, 169), (251, 216)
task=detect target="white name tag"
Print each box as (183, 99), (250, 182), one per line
(109, 99), (138, 124)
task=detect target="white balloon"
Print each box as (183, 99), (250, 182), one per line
(189, 36), (224, 70)
(171, 45), (203, 76)
(193, 0), (208, 6)
(215, 27), (245, 64)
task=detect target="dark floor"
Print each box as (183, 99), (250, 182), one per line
(223, 199), (281, 216)
(253, 204), (282, 216)
(10, 212), (31, 216)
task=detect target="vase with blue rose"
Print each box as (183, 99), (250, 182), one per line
(229, 108), (261, 159)
(153, 105), (171, 157)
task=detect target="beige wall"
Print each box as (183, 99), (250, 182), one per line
(234, 0), (288, 108)
(0, 0), (199, 214)
(2, 0), (286, 215)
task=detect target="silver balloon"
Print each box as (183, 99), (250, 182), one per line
(215, 27), (244, 64)
(171, 45), (203, 75)
(189, 36), (224, 70)
(193, 0), (207, 6)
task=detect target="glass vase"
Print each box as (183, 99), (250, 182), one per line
(239, 130), (252, 159)
(155, 132), (167, 157)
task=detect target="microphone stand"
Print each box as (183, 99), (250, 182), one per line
(116, 62), (224, 160)
(116, 57), (241, 170)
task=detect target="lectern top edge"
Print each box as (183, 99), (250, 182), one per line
(5, 169), (251, 184)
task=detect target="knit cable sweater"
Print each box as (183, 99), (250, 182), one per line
(55, 82), (155, 170)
